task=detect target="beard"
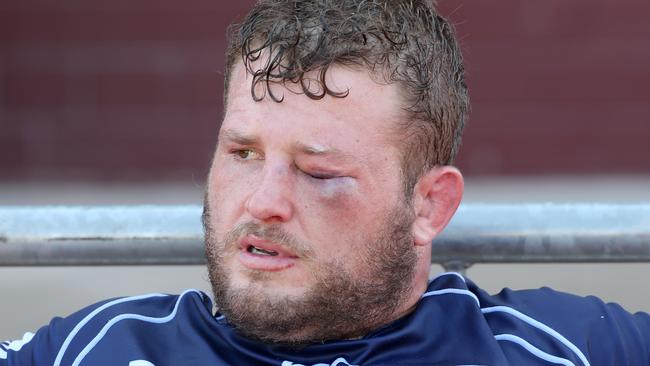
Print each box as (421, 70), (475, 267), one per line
(202, 199), (418, 345)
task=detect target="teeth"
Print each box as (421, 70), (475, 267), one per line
(249, 246), (278, 256)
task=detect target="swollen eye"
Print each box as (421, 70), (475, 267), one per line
(309, 173), (334, 180)
(302, 169), (337, 180)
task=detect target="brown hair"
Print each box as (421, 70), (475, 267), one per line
(224, 0), (469, 195)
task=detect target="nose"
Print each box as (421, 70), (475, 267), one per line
(245, 165), (295, 223)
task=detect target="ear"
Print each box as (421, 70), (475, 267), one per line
(411, 166), (464, 246)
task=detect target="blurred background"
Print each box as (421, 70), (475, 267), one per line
(1, 0), (649, 340)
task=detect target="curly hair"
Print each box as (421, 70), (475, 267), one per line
(223, 0), (469, 195)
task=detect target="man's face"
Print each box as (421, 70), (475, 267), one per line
(204, 63), (419, 344)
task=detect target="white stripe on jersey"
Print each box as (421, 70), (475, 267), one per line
(422, 275), (589, 366)
(494, 334), (576, 366)
(431, 271), (466, 284)
(482, 306), (590, 366)
(54, 292), (170, 366)
(421, 288), (480, 307)
(0, 332), (35, 360)
(70, 289), (201, 366)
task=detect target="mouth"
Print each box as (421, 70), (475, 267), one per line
(239, 234), (298, 258)
(247, 245), (279, 256)
(237, 234), (299, 272)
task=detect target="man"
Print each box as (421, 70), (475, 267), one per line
(2, 0), (649, 365)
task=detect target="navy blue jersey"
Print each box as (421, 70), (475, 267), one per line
(2, 273), (649, 365)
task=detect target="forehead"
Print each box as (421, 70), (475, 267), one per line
(222, 62), (405, 149)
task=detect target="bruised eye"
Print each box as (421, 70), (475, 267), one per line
(307, 172), (337, 180)
(231, 149), (262, 160)
(299, 168), (341, 180)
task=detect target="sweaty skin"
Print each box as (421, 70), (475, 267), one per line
(204, 62), (463, 343)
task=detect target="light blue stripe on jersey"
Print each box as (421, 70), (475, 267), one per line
(482, 306), (590, 366)
(421, 272), (478, 305)
(70, 289), (201, 366)
(54, 293), (170, 366)
(494, 334), (576, 366)
(431, 271), (466, 284)
(422, 288), (480, 307)
(425, 273), (589, 365)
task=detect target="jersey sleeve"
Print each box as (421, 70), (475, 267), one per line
(0, 298), (118, 366)
(483, 285), (650, 366)
(1, 317), (67, 365)
(1, 332), (35, 364)
(584, 299), (650, 365)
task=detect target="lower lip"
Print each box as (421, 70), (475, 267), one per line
(238, 250), (297, 271)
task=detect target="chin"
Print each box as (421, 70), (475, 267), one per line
(232, 267), (313, 298)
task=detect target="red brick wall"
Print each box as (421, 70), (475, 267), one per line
(0, 1), (255, 180)
(440, 1), (650, 174)
(1, 1), (649, 180)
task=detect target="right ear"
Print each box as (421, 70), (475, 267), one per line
(411, 166), (464, 246)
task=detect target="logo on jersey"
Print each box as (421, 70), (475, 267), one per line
(281, 357), (357, 366)
(0, 332), (35, 360)
(129, 361), (155, 366)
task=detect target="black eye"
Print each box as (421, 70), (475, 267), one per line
(305, 171), (337, 180)
(309, 174), (330, 180)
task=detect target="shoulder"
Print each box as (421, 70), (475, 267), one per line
(51, 289), (212, 347)
(1, 289), (212, 365)
(470, 281), (650, 366)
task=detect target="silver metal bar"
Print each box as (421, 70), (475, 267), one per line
(1, 204), (649, 266)
(0, 206), (204, 266)
(435, 203), (650, 264)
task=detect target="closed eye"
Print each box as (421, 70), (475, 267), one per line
(308, 172), (336, 180)
(301, 169), (341, 180)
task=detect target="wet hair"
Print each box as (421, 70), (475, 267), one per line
(224, 0), (469, 195)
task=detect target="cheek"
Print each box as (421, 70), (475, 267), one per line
(208, 160), (258, 223)
(316, 178), (356, 201)
(306, 178), (358, 207)
(301, 178), (365, 230)
(210, 154), (260, 192)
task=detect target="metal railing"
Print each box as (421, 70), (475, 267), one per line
(1, 204), (649, 274)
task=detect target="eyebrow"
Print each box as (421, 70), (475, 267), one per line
(219, 129), (260, 146)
